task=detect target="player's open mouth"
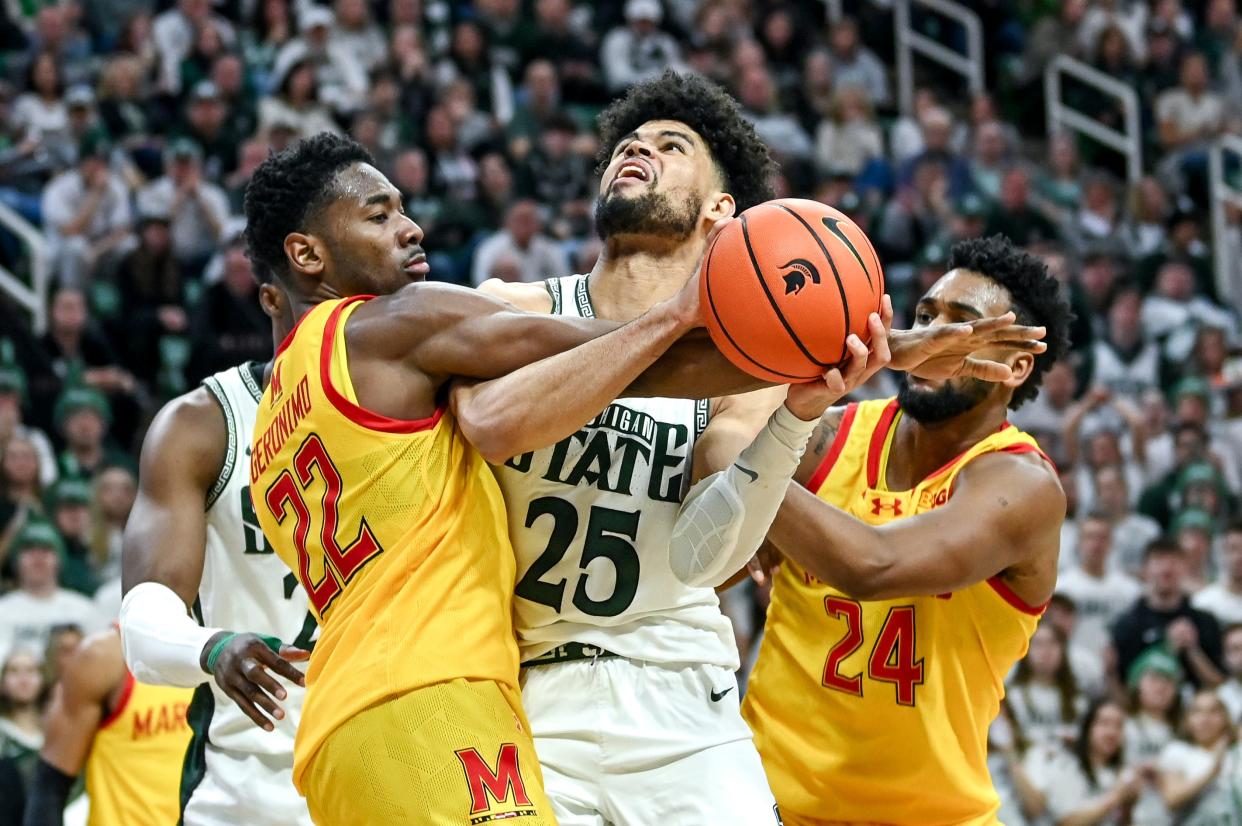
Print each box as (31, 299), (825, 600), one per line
(612, 160), (652, 187)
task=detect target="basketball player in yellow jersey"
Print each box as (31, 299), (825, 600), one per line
(24, 628), (191, 826)
(241, 132), (782, 825)
(742, 236), (1073, 826)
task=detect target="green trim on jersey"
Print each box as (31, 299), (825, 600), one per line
(546, 278), (562, 315)
(201, 376), (237, 511)
(575, 276), (594, 318)
(176, 683), (215, 825)
(240, 361), (265, 403)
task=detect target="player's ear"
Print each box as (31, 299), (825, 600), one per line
(284, 232), (324, 278)
(1002, 352), (1035, 391)
(703, 191), (735, 223)
(258, 283), (284, 319)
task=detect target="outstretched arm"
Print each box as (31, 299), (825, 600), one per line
(24, 633), (123, 826)
(120, 390), (306, 731)
(768, 450), (1064, 603)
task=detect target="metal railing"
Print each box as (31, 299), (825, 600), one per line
(1045, 54), (1143, 183)
(0, 201), (49, 334)
(894, 0), (984, 114)
(1209, 134), (1242, 307)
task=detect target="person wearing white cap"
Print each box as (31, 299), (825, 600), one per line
(271, 4), (366, 117)
(600, 0), (686, 93)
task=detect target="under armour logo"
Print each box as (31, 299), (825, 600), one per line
(780, 258), (821, 295)
(870, 497), (902, 516)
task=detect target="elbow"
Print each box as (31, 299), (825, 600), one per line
(831, 559), (888, 601)
(453, 394), (521, 465)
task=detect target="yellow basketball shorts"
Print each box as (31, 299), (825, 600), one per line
(302, 678), (557, 825)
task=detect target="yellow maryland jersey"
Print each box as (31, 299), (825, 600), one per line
(742, 398), (1051, 826)
(84, 673), (191, 826)
(250, 296), (520, 790)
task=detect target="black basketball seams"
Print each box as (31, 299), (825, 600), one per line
(772, 203), (854, 365)
(740, 212), (834, 371)
(704, 225), (819, 381)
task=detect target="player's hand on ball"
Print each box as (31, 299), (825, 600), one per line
(888, 302), (1047, 382)
(785, 310), (891, 421)
(202, 631), (309, 732)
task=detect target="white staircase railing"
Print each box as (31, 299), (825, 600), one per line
(1209, 134), (1242, 308)
(894, 0), (984, 114)
(0, 201), (49, 334)
(1045, 54), (1143, 183)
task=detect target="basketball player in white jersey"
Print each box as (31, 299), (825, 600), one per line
(464, 72), (1047, 825)
(117, 278), (314, 826)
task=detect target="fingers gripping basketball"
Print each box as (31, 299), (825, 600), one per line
(701, 199), (885, 383)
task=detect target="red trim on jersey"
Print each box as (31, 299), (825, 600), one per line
(865, 399), (901, 489)
(274, 302), (322, 358)
(320, 296), (445, 433)
(807, 404), (859, 494)
(999, 442), (1057, 472)
(988, 576), (1048, 616)
(98, 671), (135, 730)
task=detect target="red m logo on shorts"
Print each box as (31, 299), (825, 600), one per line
(455, 743), (532, 815)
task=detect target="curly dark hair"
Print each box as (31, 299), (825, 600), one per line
(243, 133), (374, 284)
(595, 71), (776, 213)
(945, 235), (1073, 410)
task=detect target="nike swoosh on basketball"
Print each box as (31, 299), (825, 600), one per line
(735, 465), (758, 484)
(710, 687), (734, 702)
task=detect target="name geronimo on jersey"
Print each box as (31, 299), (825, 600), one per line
(250, 370), (312, 485)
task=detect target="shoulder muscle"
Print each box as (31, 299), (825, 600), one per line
(478, 278), (554, 313)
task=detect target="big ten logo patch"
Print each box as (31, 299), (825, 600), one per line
(455, 744), (537, 823)
(917, 488), (950, 511)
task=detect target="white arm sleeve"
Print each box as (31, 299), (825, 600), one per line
(119, 581), (221, 687)
(670, 404), (818, 588)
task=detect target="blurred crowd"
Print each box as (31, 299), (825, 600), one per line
(0, 0), (1240, 823)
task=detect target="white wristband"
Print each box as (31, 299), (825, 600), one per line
(119, 581), (221, 687)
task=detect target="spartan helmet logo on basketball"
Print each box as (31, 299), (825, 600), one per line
(780, 258), (821, 296)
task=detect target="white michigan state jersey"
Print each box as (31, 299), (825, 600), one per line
(181, 362), (314, 824)
(492, 275), (739, 669)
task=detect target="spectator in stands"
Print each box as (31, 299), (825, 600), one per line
(52, 386), (127, 483)
(113, 206), (186, 379)
(1012, 359), (1078, 466)
(0, 648), (45, 787)
(985, 167), (1060, 249)
(813, 86), (882, 178)
(187, 232), (272, 382)
(1093, 464), (1162, 578)
(332, 0), (385, 75)
(1120, 177), (1171, 262)
(1156, 691), (1240, 821)
(436, 19), (513, 124)
(1018, 0), (1088, 87)
(276, 4), (366, 117)
(137, 138), (230, 278)
(239, 0), (293, 88)
(1025, 698), (1146, 825)
(97, 54), (156, 151)
(424, 103), (478, 203)
(737, 65), (812, 164)
(826, 16), (889, 109)
(259, 54), (341, 139)
(11, 52), (66, 147)
(1123, 647), (1182, 776)
(1174, 509), (1218, 592)
(1112, 538), (1224, 689)
(180, 80), (240, 181)
(471, 199), (567, 287)
(528, 0), (603, 105)
(88, 464), (135, 583)
(897, 106), (972, 200)
(0, 368), (54, 490)
(1087, 287), (1162, 400)
(797, 49), (836, 134)
(1056, 512), (1143, 663)
(507, 59), (563, 158)
(1156, 51), (1227, 157)
(1072, 172), (1127, 258)
(514, 112), (592, 209)
(40, 132), (134, 287)
(1032, 133), (1083, 227)
(1007, 624), (1084, 748)
(45, 479), (96, 598)
(968, 121), (1013, 202)
(1142, 261), (1234, 361)
(0, 430), (44, 546)
(153, 0), (236, 95)
(600, 0), (685, 94)
(1219, 625), (1242, 722)
(0, 523), (98, 656)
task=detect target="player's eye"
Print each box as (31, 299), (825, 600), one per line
(370, 213), (387, 224)
(916, 312), (933, 325)
(664, 143), (685, 153)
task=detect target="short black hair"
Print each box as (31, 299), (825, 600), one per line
(945, 235), (1073, 409)
(1143, 535), (1182, 562)
(243, 133), (374, 284)
(595, 71), (776, 214)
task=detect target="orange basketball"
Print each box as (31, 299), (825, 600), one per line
(700, 198), (885, 383)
